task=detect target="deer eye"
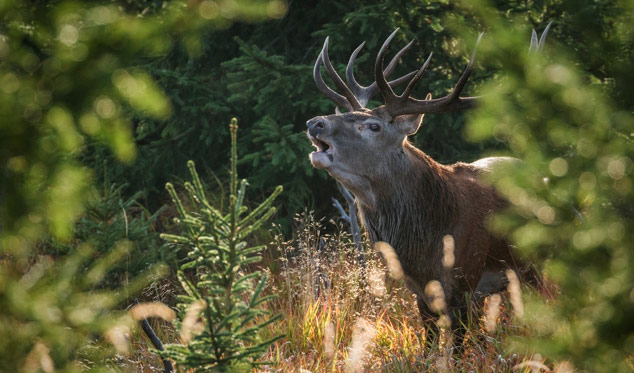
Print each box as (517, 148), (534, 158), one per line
(368, 123), (381, 132)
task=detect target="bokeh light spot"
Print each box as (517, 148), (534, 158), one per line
(549, 157), (568, 177)
(59, 24), (79, 46)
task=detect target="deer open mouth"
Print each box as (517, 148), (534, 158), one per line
(308, 135), (334, 168)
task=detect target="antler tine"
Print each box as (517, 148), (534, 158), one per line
(537, 21), (552, 52)
(321, 37), (363, 111)
(446, 32), (483, 101)
(345, 42), (369, 104)
(387, 71), (418, 87)
(400, 52), (433, 100)
(376, 30), (482, 118)
(529, 21), (552, 53)
(374, 28), (401, 106)
(384, 39), (415, 77)
(529, 29), (539, 53)
(346, 38), (417, 107)
(314, 48), (354, 112)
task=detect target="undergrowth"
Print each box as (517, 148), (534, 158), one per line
(127, 212), (558, 372)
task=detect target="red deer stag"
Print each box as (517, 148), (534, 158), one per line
(306, 29), (546, 331)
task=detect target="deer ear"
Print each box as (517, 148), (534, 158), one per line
(394, 92), (431, 136)
(394, 114), (424, 135)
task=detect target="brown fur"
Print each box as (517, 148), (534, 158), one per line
(307, 110), (536, 323)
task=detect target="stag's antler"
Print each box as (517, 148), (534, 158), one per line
(313, 46), (354, 112)
(374, 29), (482, 118)
(316, 25), (551, 116)
(529, 22), (552, 53)
(313, 35), (417, 111)
(345, 40), (417, 107)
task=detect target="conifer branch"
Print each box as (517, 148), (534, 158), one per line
(156, 119), (283, 370)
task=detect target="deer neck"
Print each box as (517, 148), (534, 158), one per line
(356, 142), (460, 254)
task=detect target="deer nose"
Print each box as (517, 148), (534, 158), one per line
(307, 118), (326, 137)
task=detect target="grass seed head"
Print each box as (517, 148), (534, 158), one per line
(105, 325), (131, 355)
(506, 269), (524, 319)
(129, 302), (176, 322)
(323, 320), (336, 360)
(485, 293), (502, 334)
(23, 341), (54, 373)
(425, 280), (447, 314)
(442, 235), (455, 269)
(346, 318), (377, 373)
(181, 299), (207, 344)
(375, 241), (404, 280)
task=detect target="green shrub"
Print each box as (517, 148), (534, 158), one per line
(0, 240), (167, 371)
(50, 183), (169, 287)
(456, 0), (634, 371)
(157, 119), (283, 370)
(0, 1), (282, 370)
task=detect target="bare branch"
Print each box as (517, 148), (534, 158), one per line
(331, 197), (350, 224)
(335, 182), (365, 270)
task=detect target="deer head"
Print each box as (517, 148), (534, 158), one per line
(307, 29), (481, 203)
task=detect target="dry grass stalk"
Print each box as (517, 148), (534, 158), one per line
(485, 293), (502, 334)
(375, 241), (404, 280)
(130, 302), (176, 322)
(424, 279), (453, 371)
(181, 299), (207, 344)
(346, 318), (376, 373)
(506, 269), (524, 319)
(23, 341), (54, 373)
(105, 324), (131, 354)
(437, 313), (453, 372)
(442, 235), (455, 269)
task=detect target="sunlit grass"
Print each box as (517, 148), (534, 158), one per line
(126, 213), (552, 372)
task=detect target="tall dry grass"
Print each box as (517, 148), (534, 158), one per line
(256, 213), (543, 372)
(126, 212), (550, 372)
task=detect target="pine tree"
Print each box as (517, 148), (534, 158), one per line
(460, 1), (634, 370)
(158, 118), (283, 370)
(50, 183), (168, 286)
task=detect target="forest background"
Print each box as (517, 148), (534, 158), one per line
(1, 0), (633, 371)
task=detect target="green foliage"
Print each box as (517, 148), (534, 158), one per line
(88, 0), (504, 227)
(456, 0), (634, 371)
(0, 1), (282, 370)
(3, 0), (633, 370)
(157, 119), (283, 370)
(51, 183), (169, 286)
(0, 241), (167, 371)
(0, 0), (285, 249)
